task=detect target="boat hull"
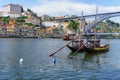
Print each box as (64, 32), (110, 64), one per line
(86, 44), (110, 52)
(67, 45), (85, 52)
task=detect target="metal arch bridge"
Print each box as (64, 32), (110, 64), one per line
(86, 11), (120, 33)
(56, 11), (120, 32)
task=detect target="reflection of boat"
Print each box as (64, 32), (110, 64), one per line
(67, 52), (100, 71)
(67, 39), (85, 52)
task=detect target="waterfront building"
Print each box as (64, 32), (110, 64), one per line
(42, 21), (63, 34)
(0, 4), (23, 18)
(43, 21), (59, 27)
(7, 20), (15, 32)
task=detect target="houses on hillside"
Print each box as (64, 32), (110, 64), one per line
(0, 3), (81, 37)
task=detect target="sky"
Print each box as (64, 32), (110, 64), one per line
(0, 0), (120, 22)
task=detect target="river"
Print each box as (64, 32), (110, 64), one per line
(0, 38), (120, 80)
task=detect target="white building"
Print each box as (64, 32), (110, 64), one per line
(0, 4), (23, 17)
(25, 19), (40, 25)
(0, 12), (2, 16)
(42, 21), (60, 27)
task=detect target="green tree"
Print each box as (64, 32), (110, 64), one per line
(67, 20), (78, 31)
(27, 8), (32, 13)
(115, 23), (119, 27)
(106, 19), (111, 23)
(27, 8), (38, 18)
(1, 16), (10, 25)
(25, 23), (33, 26)
(15, 16), (25, 26)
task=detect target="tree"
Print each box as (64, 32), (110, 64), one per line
(106, 19), (120, 27)
(1, 16), (10, 25)
(67, 20), (78, 31)
(27, 8), (38, 18)
(33, 13), (38, 18)
(106, 19), (111, 23)
(15, 16), (25, 26)
(27, 8), (32, 13)
(115, 23), (119, 27)
(25, 23), (33, 26)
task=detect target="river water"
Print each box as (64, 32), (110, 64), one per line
(0, 38), (120, 80)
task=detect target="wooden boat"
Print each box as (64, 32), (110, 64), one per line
(85, 39), (110, 52)
(85, 6), (110, 53)
(67, 12), (85, 52)
(67, 39), (85, 52)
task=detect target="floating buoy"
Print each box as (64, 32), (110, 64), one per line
(19, 58), (23, 64)
(52, 58), (56, 64)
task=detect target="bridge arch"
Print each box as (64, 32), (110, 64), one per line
(56, 11), (120, 33)
(86, 11), (120, 32)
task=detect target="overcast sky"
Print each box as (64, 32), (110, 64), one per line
(0, 0), (120, 22)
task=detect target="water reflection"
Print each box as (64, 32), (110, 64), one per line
(67, 52), (102, 71)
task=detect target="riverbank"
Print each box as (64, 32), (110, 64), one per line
(0, 34), (62, 38)
(0, 35), (38, 38)
(0, 34), (119, 39)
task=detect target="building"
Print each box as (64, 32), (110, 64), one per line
(25, 19), (40, 26)
(3, 4), (23, 13)
(0, 4), (23, 17)
(54, 16), (64, 19)
(0, 12), (3, 16)
(42, 21), (64, 34)
(41, 15), (51, 21)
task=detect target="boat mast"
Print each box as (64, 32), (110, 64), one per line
(80, 11), (83, 40)
(94, 6), (98, 40)
(76, 11), (84, 41)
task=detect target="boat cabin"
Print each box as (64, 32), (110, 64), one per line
(87, 39), (100, 48)
(71, 39), (84, 47)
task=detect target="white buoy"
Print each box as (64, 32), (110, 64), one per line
(19, 58), (23, 64)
